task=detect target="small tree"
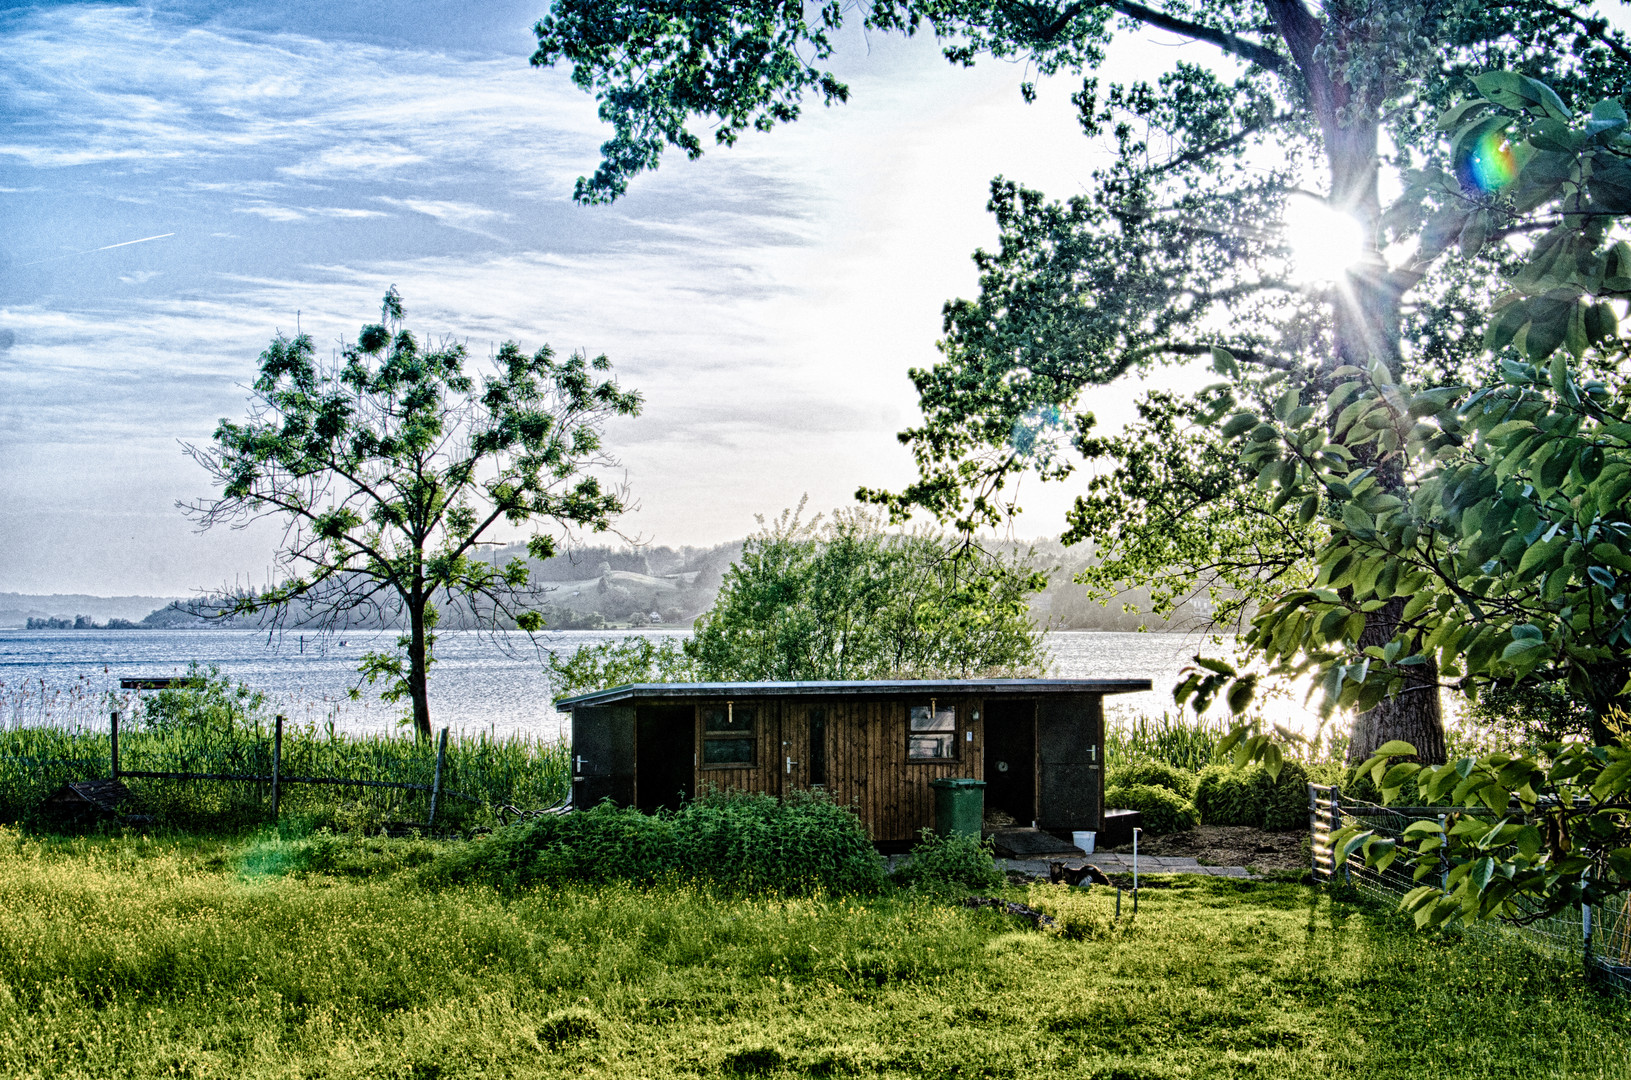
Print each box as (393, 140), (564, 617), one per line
(688, 503), (1048, 682)
(545, 501), (1049, 697)
(184, 288), (642, 739)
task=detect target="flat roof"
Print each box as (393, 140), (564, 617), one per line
(556, 677), (1152, 709)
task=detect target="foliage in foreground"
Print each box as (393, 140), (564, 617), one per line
(1333, 734), (1631, 927)
(426, 790), (887, 896)
(1, 830), (1628, 1079)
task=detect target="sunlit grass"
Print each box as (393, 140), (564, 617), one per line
(0, 828), (1625, 1078)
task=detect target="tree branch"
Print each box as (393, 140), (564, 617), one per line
(1109, 0), (1288, 73)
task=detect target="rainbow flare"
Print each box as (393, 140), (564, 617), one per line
(1458, 128), (1519, 193)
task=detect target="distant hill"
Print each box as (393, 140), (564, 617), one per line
(0, 593), (187, 629)
(8, 534), (1227, 635)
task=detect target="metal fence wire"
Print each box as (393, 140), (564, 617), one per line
(1309, 783), (1631, 993)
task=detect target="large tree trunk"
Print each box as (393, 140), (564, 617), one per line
(408, 592), (432, 742)
(1268, 0), (1447, 765)
(1346, 598), (1447, 764)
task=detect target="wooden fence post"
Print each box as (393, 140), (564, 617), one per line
(271, 714), (284, 823)
(427, 727), (447, 828)
(110, 711), (119, 780)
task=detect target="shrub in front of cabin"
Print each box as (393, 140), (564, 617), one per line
(890, 828), (1004, 891)
(428, 790), (886, 895)
(1102, 783), (1198, 834)
(1105, 761), (1196, 800)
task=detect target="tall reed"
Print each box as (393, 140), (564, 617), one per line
(1104, 710), (1229, 772)
(0, 674), (569, 828)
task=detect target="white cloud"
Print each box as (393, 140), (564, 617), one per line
(376, 197), (505, 232)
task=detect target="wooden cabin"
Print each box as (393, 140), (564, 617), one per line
(556, 678), (1150, 848)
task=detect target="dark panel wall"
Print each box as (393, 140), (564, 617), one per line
(1036, 693), (1103, 831)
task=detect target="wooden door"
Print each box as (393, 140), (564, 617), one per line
(777, 701), (829, 796)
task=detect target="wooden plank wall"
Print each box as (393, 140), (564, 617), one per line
(820, 697), (981, 844)
(679, 695), (986, 842)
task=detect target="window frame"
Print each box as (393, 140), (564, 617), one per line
(906, 699), (960, 763)
(698, 701), (757, 769)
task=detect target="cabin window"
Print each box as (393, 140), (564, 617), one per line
(908, 702), (957, 760)
(701, 703), (756, 766)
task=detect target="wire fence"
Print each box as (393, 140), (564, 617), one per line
(1310, 783), (1631, 993)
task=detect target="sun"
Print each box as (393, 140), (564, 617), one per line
(1282, 194), (1367, 285)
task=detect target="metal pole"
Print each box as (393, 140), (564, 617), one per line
(1132, 826), (1140, 914)
(1584, 903), (1594, 969)
(427, 727), (447, 827)
(110, 710), (119, 780)
(271, 714), (283, 823)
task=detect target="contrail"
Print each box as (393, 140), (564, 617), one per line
(21, 232), (175, 266)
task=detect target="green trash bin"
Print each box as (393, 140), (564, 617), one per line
(930, 778), (986, 840)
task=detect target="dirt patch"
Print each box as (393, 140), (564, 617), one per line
(1107, 825), (1307, 873)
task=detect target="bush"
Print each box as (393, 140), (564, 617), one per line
(1103, 783), (1198, 834)
(1192, 761), (1309, 831)
(1106, 761), (1196, 800)
(428, 789), (887, 896)
(889, 829), (1004, 891)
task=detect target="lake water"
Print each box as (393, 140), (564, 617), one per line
(0, 627), (1263, 740)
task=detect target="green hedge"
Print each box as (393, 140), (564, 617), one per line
(1192, 761), (1309, 830)
(1103, 783), (1199, 835)
(1106, 761), (1196, 800)
(428, 789), (888, 895)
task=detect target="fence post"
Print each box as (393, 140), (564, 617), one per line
(1332, 786), (1350, 885)
(1584, 902), (1594, 969)
(426, 727), (447, 828)
(1308, 783), (1320, 881)
(271, 714), (284, 823)
(110, 711), (119, 780)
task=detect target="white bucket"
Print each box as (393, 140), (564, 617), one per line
(1072, 830), (1096, 854)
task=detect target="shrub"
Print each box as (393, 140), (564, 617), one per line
(889, 829), (1003, 890)
(1193, 761), (1310, 831)
(1106, 761), (1196, 800)
(1193, 764), (1260, 827)
(1103, 783), (1198, 835)
(428, 789), (887, 895)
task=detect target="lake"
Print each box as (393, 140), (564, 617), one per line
(0, 627), (1259, 740)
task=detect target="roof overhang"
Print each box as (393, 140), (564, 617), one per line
(555, 677), (1152, 709)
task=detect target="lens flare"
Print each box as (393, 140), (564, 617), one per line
(1457, 129), (1518, 193)
(1283, 195), (1366, 284)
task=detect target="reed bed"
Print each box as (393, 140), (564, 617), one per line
(0, 674), (569, 830)
(1104, 709), (1231, 772)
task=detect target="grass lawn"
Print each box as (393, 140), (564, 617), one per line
(0, 828), (1626, 1079)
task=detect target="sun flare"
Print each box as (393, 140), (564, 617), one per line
(1283, 195), (1367, 285)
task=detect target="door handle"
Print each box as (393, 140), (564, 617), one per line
(575, 756), (590, 773)
(785, 757), (798, 775)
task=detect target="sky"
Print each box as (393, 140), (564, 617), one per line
(0, 0), (1226, 596)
